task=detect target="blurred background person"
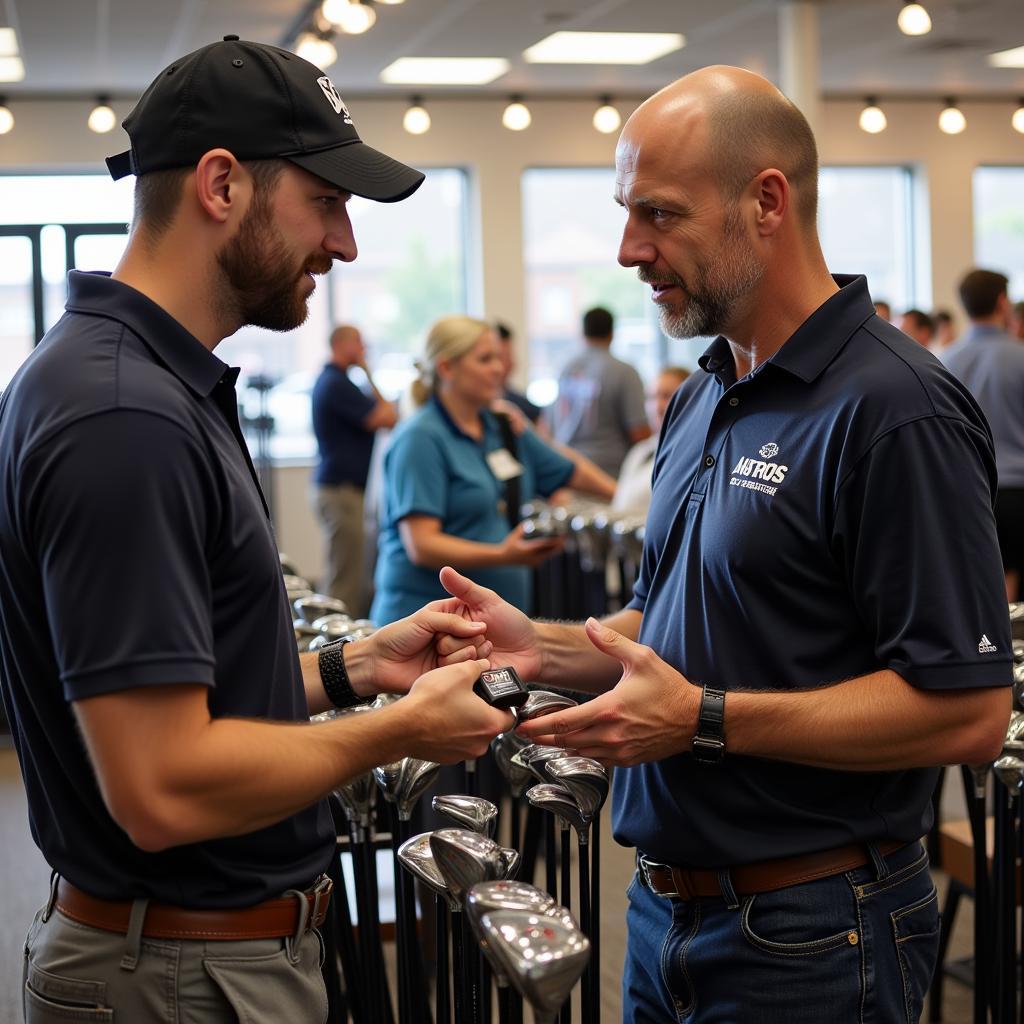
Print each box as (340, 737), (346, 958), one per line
(1012, 300), (1024, 341)
(370, 316), (611, 624)
(311, 324), (398, 615)
(898, 308), (935, 349)
(612, 366), (690, 514)
(493, 320), (542, 425)
(873, 299), (892, 321)
(940, 269), (1024, 599)
(547, 306), (651, 477)
(932, 309), (957, 351)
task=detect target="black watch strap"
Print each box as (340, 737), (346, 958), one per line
(691, 685), (726, 764)
(318, 637), (370, 710)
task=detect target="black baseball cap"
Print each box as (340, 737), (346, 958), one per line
(106, 35), (424, 203)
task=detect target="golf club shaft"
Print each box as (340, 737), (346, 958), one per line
(591, 814), (601, 1024)
(578, 837), (592, 1024)
(451, 912), (465, 1024)
(435, 894), (450, 1024)
(546, 816), (558, 902)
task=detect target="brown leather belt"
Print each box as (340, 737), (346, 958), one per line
(639, 840), (912, 900)
(55, 875), (333, 941)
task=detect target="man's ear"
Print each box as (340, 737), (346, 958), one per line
(750, 168), (789, 238)
(193, 149), (247, 225)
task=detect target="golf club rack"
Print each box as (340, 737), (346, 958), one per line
(929, 601), (1024, 1024)
(282, 551), (611, 1024)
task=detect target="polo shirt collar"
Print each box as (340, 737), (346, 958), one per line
(961, 324), (1008, 343)
(64, 271), (229, 398)
(698, 274), (874, 387)
(430, 393), (493, 443)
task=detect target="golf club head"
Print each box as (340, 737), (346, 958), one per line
(396, 758), (441, 821)
(398, 832), (460, 911)
(523, 745), (581, 785)
(429, 828), (505, 904)
(526, 783), (589, 841)
(517, 690), (579, 724)
(1012, 639), (1024, 665)
(432, 794), (499, 838)
(293, 619), (321, 651)
(1005, 710), (1024, 754)
(491, 732), (535, 799)
(312, 613), (356, 636)
(1010, 602), (1024, 641)
(372, 693), (401, 710)
(279, 552), (301, 577)
(478, 908), (590, 1021)
(993, 754), (1024, 798)
(544, 756), (609, 822)
(373, 759), (403, 802)
(283, 574), (312, 594)
(500, 846), (521, 880)
(294, 594), (349, 624)
(1015, 674), (1024, 713)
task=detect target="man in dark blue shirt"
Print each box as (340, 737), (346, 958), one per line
(312, 323), (397, 614)
(1, 37), (511, 1022)
(438, 66), (1010, 1023)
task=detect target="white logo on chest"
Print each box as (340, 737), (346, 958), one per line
(729, 442), (789, 497)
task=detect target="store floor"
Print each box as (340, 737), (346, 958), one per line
(0, 744), (976, 1023)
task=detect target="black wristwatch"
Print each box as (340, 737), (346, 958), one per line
(691, 685), (726, 765)
(318, 637), (370, 710)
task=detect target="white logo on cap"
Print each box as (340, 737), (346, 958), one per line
(317, 77), (353, 124)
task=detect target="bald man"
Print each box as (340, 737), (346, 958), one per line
(311, 325), (398, 614)
(437, 66), (1010, 1022)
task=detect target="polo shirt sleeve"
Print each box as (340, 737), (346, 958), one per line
(21, 410), (218, 702)
(385, 425), (449, 522)
(831, 415), (1012, 691)
(620, 366), (650, 432)
(518, 429), (574, 498)
(321, 373), (376, 427)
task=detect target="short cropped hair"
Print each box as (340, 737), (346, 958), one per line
(959, 269), (1009, 319)
(902, 309), (934, 334)
(707, 90), (819, 229)
(493, 320), (513, 342)
(583, 307), (614, 340)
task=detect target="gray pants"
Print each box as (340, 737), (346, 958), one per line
(22, 887), (328, 1023)
(313, 483), (366, 616)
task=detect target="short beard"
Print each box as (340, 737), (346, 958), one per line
(216, 187), (331, 333)
(640, 206), (764, 340)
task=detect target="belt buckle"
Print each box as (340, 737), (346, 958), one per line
(639, 855), (680, 899)
(309, 875), (333, 929)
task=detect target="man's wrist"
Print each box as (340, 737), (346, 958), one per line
(338, 638), (376, 698)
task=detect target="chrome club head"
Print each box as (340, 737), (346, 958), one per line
(394, 758), (441, 821)
(478, 908), (590, 1023)
(544, 756), (609, 822)
(500, 846), (521, 880)
(492, 732), (535, 799)
(526, 783), (589, 842)
(1004, 710), (1024, 755)
(312, 613), (357, 637)
(432, 794), (498, 838)
(293, 619), (321, 651)
(523, 745), (580, 785)
(517, 690), (578, 724)
(294, 594), (349, 624)
(429, 828), (505, 904)
(398, 832), (460, 911)
(279, 553), (301, 577)
(994, 755), (1024, 800)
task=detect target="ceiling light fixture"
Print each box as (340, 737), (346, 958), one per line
(332, 1), (376, 34)
(502, 98), (532, 131)
(897, 2), (932, 36)
(296, 31), (338, 68)
(938, 97), (966, 134)
(989, 45), (1024, 69)
(403, 97), (431, 135)
(524, 31), (684, 65)
(1013, 98), (1024, 135)
(858, 97), (887, 134)
(381, 57), (510, 86)
(592, 97), (621, 134)
(0, 27), (18, 58)
(87, 97), (117, 134)
(0, 55), (24, 83)
(320, 0), (352, 24)
(0, 98), (13, 135)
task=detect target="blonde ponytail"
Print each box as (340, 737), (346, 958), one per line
(409, 315), (491, 407)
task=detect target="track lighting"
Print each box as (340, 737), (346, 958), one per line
(0, 98), (12, 134)
(403, 97), (431, 135)
(938, 98), (966, 134)
(87, 97), (116, 134)
(502, 98), (531, 131)
(296, 32), (338, 68)
(592, 97), (621, 134)
(858, 98), (887, 134)
(325, 0), (376, 34)
(897, 2), (931, 36)
(1013, 99), (1024, 135)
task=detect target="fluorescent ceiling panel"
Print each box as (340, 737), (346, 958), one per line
(0, 27), (18, 57)
(523, 31), (685, 65)
(0, 55), (24, 82)
(380, 57), (510, 85)
(988, 45), (1024, 68)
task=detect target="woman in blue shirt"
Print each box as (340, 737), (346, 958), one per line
(371, 316), (609, 624)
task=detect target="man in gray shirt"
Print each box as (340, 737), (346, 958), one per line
(548, 306), (651, 476)
(941, 268), (1024, 599)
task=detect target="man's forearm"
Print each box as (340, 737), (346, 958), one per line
(535, 608), (642, 694)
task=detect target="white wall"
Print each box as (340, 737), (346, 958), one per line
(4, 93), (1023, 583)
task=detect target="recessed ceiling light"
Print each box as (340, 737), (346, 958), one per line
(523, 31), (684, 65)
(380, 57), (510, 85)
(0, 56), (24, 83)
(988, 45), (1024, 69)
(0, 27), (18, 58)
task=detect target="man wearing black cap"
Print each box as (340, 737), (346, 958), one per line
(0, 37), (511, 1021)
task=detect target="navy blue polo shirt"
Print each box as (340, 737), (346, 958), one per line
(370, 396), (574, 624)
(613, 275), (1011, 866)
(311, 363), (378, 488)
(0, 272), (334, 907)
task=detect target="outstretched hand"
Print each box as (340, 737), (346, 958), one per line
(515, 618), (699, 766)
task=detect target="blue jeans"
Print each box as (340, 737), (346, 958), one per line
(623, 842), (939, 1023)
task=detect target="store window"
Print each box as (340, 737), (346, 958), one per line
(974, 167), (1024, 298)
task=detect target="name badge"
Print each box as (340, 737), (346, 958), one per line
(486, 448), (524, 482)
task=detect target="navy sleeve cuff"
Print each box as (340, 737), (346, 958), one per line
(63, 656), (216, 702)
(893, 657), (1012, 691)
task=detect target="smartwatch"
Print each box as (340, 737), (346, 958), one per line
(318, 637), (371, 710)
(691, 685), (726, 765)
